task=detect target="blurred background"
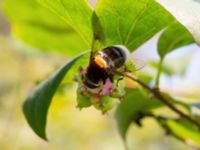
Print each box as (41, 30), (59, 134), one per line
(0, 0), (200, 150)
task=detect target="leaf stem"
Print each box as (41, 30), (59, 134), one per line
(155, 58), (164, 88)
(113, 70), (200, 129)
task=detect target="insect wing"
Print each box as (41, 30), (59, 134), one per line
(126, 56), (146, 72)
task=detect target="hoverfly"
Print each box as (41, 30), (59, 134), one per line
(80, 45), (131, 96)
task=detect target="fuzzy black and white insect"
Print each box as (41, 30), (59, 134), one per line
(81, 45), (129, 95)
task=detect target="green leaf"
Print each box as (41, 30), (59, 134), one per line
(158, 22), (194, 59)
(159, 119), (200, 147)
(94, 96), (118, 113)
(76, 84), (92, 109)
(3, 0), (88, 56)
(39, 0), (93, 47)
(95, 0), (174, 51)
(157, 0), (200, 46)
(63, 52), (90, 83)
(13, 24), (88, 56)
(91, 12), (105, 53)
(3, 0), (63, 26)
(115, 88), (163, 139)
(23, 52), (87, 140)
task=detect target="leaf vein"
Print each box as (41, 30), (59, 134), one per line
(125, 0), (150, 45)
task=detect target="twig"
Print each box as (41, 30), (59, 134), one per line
(113, 70), (200, 129)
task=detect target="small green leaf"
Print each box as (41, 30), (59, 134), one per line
(39, 0), (93, 46)
(158, 22), (194, 59)
(94, 96), (118, 113)
(23, 52), (87, 140)
(115, 88), (163, 139)
(76, 84), (92, 109)
(157, 0), (200, 45)
(95, 0), (174, 51)
(111, 79), (126, 99)
(91, 12), (105, 52)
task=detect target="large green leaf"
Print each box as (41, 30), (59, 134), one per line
(39, 0), (93, 47)
(95, 0), (174, 51)
(157, 0), (200, 46)
(13, 24), (88, 56)
(3, 0), (88, 56)
(23, 52), (87, 140)
(3, 0), (63, 27)
(158, 22), (194, 59)
(115, 88), (163, 138)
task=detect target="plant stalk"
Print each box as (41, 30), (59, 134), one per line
(113, 70), (200, 129)
(155, 58), (164, 88)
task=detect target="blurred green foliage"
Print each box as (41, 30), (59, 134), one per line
(1, 0), (200, 149)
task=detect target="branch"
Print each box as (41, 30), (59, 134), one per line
(113, 70), (200, 129)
